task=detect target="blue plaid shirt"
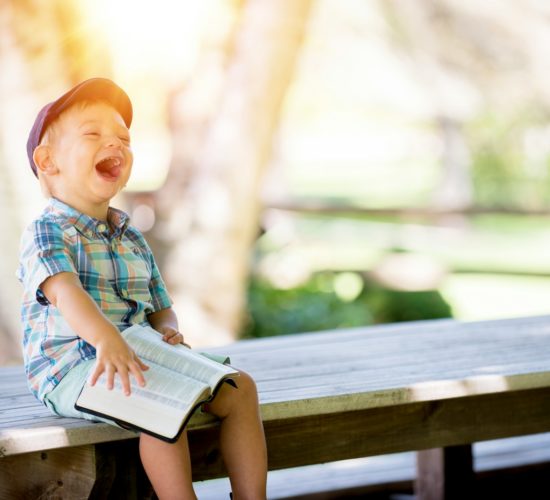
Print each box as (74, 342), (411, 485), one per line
(17, 198), (172, 402)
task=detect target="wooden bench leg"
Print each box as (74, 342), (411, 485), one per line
(0, 445), (110, 499)
(0, 440), (154, 499)
(415, 444), (474, 500)
(95, 440), (155, 499)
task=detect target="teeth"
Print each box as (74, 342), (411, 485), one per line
(97, 157), (121, 168)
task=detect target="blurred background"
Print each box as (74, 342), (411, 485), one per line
(2, 0), (550, 366)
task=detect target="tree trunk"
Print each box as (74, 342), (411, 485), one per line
(0, 0), (111, 364)
(151, 0), (314, 346)
(382, 0), (474, 213)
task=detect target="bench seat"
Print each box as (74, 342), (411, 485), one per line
(195, 432), (550, 499)
(2, 315), (550, 498)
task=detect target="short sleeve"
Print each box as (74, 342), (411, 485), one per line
(18, 219), (78, 305)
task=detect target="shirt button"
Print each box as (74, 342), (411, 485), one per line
(120, 289), (129, 299)
(97, 223), (107, 233)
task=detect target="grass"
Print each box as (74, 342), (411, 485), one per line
(441, 273), (550, 321)
(256, 211), (550, 323)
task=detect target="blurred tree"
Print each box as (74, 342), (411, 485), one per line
(147, 0), (314, 345)
(10, 0), (111, 86)
(4, 0), (550, 362)
(0, 0), (111, 364)
(382, 0), (550, 212)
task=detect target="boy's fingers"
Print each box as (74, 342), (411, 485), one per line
(162, 329), (183, 344)
(129, 362), (147, 387)
(136, 357), (149, 371)
(105, 365), (115, 390)
(166, 332), (184, 345)
(118, 368), (131, 396)
(162, 331), (174, 342)
(88, 364), (103, 386)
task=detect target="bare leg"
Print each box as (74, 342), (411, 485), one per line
(204, 371), (267, 500)
(139, 431), (197, 500)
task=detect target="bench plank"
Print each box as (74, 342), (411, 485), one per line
(2, 316), (550, 455)
(195, 433), (550, 499)
(2, 315), (550, 497)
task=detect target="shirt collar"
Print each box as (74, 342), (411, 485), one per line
(46, 197), (130, 239)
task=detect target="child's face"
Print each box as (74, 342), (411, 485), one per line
(44, 101), (133, 218)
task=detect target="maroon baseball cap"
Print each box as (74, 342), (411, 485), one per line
(26, 78), (133, 177)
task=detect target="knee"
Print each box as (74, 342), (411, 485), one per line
(234, 370), (259, 403)
(204, 369), (259, 419)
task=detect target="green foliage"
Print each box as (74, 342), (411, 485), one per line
(363, 284), (453, 324)
(468, 110), (550, 209)
(242, 272), (453, 338)
(242, 273), (373, 338)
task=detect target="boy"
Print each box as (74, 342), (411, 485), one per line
(18, 78), (267, 500)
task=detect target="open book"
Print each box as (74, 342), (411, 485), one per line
(75, 324), (239, 442)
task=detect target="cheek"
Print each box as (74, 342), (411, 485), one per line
(122, 155), (133, 183)
(126, 148), (134, 168)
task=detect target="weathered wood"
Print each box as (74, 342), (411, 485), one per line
(416, 445), (474, 500)
(2, 315), (550, 497)
(0, 441), (156, 500)
(187, 387), (550, 480)
(195, 433), (550, 499)
(0, 445), (101, 499)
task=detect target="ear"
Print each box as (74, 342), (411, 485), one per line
(33, 145), (58, 175)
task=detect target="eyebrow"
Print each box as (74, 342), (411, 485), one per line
(78, 120), (100, 127)
(78, 120), (129, 132)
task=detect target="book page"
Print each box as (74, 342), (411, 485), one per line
(122, 324), (238, 388)
(94, 362), (209, 411)
(77, 361), (214, 440)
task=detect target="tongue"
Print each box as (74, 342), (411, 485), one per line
(96, 158), (121, 181)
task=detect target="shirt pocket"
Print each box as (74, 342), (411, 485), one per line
(78, 264), (120, 307)
(119, 245), (154, 304)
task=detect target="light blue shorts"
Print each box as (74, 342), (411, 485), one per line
(43, 360), (117, 426)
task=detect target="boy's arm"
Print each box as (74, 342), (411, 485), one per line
(147, 307), (188, 347)
(41, 271), (148, 395)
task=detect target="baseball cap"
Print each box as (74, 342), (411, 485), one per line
(26, 78), (133, 177)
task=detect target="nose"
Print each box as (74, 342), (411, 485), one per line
(105, 134), (123, 149)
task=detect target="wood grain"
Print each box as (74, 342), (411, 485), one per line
(2, 315), (550, 497)
(187, 386), (550, 481)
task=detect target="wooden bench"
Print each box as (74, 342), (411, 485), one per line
(2, 315), (550, 499)
(195, 432), (550, 499)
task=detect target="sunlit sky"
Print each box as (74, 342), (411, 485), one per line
(5, 0), (550, 212)
(80, 0), (230, 190)
(74, 0), (462, 201)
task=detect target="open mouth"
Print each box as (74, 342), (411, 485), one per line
(95, 156), (123, 181)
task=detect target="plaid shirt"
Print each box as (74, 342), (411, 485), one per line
(17, 198), (172, 402)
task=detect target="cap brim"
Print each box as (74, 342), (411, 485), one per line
(48, 78), (132, 131)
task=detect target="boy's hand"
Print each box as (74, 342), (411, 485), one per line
(157, 325), (189, 347)
(147, 307), (190, 346)
(89, 333), (149, 396)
